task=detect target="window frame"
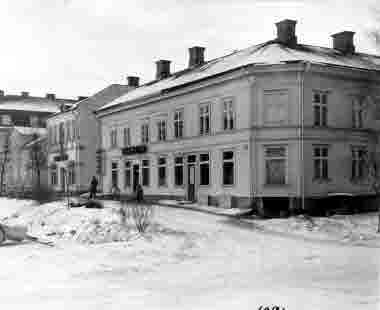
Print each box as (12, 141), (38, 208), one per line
(124, 160), (132, 188)
(313, 90), (329, 127)
(352, 96), (365, 129)
(222, 97), (235, 131)
(174, 156), (184, 187)
(222, 150), (235, 186)
(141, 119), (150, 144)
(199, 103), (211, 136)
(157, 156), (167, 187)
(50, 167), (57, 186)
(123, 127), (131, 147)
(157, 119), (167, 142)
(313, 145), (330, 181)
(111, 161), (119, 187)
(110, 128), (118, 149)
(199, 152), (210, 186)
(351, 146), (368, 181)
(264, 145), (287, 185)
(142, 159), (150, 187)
(174, 109), (184, 139)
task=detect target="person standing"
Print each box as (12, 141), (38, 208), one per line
(89, 176), (98, 200)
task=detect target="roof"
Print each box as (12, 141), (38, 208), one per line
(23, 135), (47, 149)
(50, 84), (131, 118)
(0, 99), (68, 113)
(13, 127), (47, 136)
(98, 41), (380, 111)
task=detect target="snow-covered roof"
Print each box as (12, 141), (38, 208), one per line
(0, 100), (60, 113)
(13, 127), (47, 136)
(99, 41), (380, 111)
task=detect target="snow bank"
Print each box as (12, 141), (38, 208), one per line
(2, 200), (140, 244)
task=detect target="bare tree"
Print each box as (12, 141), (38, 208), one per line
(27, 134), (47, 189)
(363, 151), (380, 233)
(0, 131), (11, 194)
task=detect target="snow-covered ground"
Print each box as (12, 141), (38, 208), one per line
(0, 198), (379, 310)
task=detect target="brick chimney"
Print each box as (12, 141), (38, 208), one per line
(46, 93), (56, 100)
(331, 31), (355, 54)
(188, 46), (205, 67)
(155, 60), (171, 80)
(275, 19), (298, 47)
(21, 91), (29, 98)
(127, 76), (140, 87)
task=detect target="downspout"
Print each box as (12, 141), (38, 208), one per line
(300, 62), (311, 211)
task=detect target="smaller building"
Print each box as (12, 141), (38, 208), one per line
(46, 81), (137, 193)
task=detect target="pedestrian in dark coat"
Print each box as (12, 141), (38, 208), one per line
(136, 183), (144, 203)
(89, 176), (98, 200)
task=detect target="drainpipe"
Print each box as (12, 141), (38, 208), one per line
(300, 61), (311, 211)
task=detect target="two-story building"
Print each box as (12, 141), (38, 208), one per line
(96, 19), (380, 211)
(46, 81), (137, 192)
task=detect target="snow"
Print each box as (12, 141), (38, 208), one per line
(0, 101), (60, 113)
(13, 126), (47, 136)
(99, 42), (380, 111)
(0, 198), (379, 309)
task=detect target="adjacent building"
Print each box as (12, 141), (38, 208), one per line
(46, 82), (136, 192)
(96, 19), (380, 211)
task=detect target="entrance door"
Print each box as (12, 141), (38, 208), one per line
(133, 165), (139, 192)
(60, 168), (66, 192)
(187, 155), (197, 202)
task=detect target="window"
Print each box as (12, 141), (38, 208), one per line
(65, 120), (71, 143)
(55, 125), (59, 144)
(50, 167), (57, 185)
(124, 161), (131, 188)
(223, 98), (235, 130)
(59, 123), (65, 144)
(174, 109), (184, 138)
(123, 127), (131, 147)
(111, 161), (119, 187)
(174, 156), (184, 186)
(200, 104), (210, 135)
(263, 90), (289, 125)
(142, 159), (150, 186)
(352, 147), (367, 180)
(110, 129), (118, 148)
(71, 120), (75, 140)
(313, 146), (329, 181)
(157, 119), (167, 141)
(68, 167), (75, 185)
(30, 115), (39, 127)
(313, 91), (328, 127)
(265, 146), (286, 185)
(141, 120), (149, 144)
(223, 151), (234, 185)
(352, 96), (364, 129)
(1, 114), (11, 125)
(158, 157), (167, 187)
(199, 153), (210, 186)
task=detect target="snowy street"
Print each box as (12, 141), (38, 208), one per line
(0, 200), (379, 310)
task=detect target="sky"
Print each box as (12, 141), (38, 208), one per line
(0, 0), (379, 99)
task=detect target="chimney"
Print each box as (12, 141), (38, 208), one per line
(127, 76), (140, 87)
(188, 46), (205, 67)
(46, 93), (56, 100)
(331, 31), (355, 54)
(21, 91), (29, 98)
(275, 19), (298, 47)
(155, 60), (171, 80)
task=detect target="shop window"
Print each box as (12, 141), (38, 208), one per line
(174, 109), (184, 138)
(313, 146), (329, 181)
(124, 161), (131, 188)
(174, 156), (184, 186)
(158, 157), (167, 187)
(265, 146), (286, 185)
(111, 161), (119, 187)
(199, 153), (210, 186)
(223, 151), (234, 185)
(142, 159), (150, 186)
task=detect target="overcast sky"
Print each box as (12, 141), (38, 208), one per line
(0, 0), (379, 99)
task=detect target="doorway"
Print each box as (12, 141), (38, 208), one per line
(187, 155), (197, 202)
(133, 164), (140, 192)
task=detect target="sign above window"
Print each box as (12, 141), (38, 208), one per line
(121, 145), (148, 156)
